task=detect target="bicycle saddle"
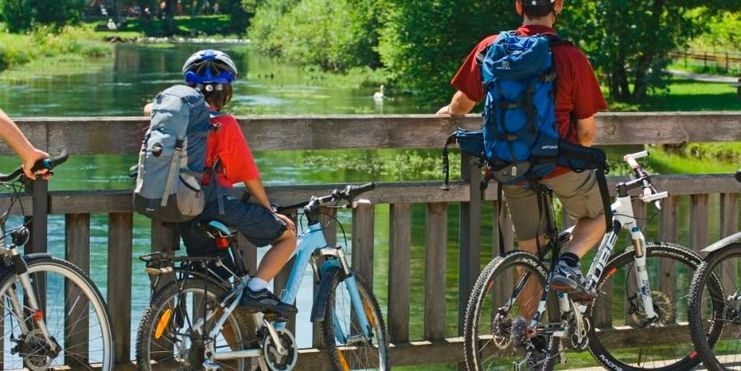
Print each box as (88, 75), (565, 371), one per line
(199, 220), (235, 239)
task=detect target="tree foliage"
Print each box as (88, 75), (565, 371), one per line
(377, 1), (517, 105)
(562, 1), (740, 103)
(246, 0), (380, 71)
(0, 0), (85, 32)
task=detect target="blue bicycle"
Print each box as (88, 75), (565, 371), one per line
(135, 183), (389, 371)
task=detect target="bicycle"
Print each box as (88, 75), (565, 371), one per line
(135, 183), (389, 370)
(687, 170), (741, 371)
(0, 153), (114, 370)
(463, 150), (723, 371)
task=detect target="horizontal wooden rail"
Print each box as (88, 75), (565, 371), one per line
(4, 112), (741, 155)
(0, 175), (737, 216)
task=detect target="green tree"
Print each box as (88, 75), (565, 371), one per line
(0, 0), (85, 32)
(0, 0), (33, 32)
(247, 0), (380, 71)
(562, 2), (741, 103)
(377, 1), (517, 105)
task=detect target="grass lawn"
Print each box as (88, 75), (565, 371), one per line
(640, 79), (741, 111)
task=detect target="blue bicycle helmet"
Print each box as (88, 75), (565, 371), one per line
(182, 49), (238, 90)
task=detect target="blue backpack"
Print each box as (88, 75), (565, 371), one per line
(442, 32), (608, 187)
(481, 31), (560, 184)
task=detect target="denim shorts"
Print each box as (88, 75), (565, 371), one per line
(179, 191), (287, 257)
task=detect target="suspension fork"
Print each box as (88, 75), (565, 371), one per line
(628, 225), (658, 320)
(8, 249), (58, 353)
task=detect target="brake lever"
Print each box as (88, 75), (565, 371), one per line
(351, 199), (372, 209)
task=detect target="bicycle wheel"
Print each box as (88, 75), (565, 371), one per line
(464, 251), (560, 371)
(688, 243), (741, 371)
(587, 242), (722, 370)
(322, 270), (389, 370)
(136, 278), (257, 371)
(0, 255), (113, 370)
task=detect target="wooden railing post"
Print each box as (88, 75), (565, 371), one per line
(388, 203), (411, 344)
(458, 154), (481, 333)
(352, 202), (375, 287)
(425, 202), (448, 341)
(65, 213), (90, 367)
(690, 194), (710, 252)
(720, 193), (739, 292)
(108, 212), (133, 364)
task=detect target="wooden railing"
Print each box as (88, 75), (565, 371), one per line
(1, 112), (740, 369)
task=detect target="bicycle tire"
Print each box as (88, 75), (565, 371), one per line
(0, 255), (114, 370)
(687, 243), (741, 371)
(322, 270), (390, 370)
(135, 277), (256, 371)
(586, 242), (721, 370)
(464, 251), (560, 371)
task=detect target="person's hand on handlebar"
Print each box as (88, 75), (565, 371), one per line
(0, 109), (50, 180)
(21, 150), (52, 180)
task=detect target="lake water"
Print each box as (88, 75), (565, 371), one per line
(0, 43), (737, 361)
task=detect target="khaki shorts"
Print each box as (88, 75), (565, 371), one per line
(502, 170), (605, 240)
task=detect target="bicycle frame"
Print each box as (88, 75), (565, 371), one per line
(525, 178), (662, 339)
(276, 221), (372, 338)
(200, 214), (373, 364)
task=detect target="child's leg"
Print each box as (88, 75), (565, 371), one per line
(254, 228), (296, 282)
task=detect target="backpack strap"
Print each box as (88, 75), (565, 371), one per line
(161, 137), (186, 207)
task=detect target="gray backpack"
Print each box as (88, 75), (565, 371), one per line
(134, 85), (211, 222)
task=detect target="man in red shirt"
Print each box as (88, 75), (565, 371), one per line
(438, 0), (608, 300)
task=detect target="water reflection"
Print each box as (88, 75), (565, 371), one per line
(0, 43), (419, 117)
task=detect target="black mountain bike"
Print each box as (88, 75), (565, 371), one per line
(687, 170), (741, 371)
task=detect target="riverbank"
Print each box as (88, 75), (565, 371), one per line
(0, 25), (110, 78)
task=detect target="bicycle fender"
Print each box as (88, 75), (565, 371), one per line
(700, 232), (741, 254)
(311, 262), (341, 323)
(0, 253), (53, 276)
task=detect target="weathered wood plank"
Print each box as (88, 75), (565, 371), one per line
(0, 175), (735, 216)
(425, 203), (448, 341)
(458, 155), (481, 334)
(108, 212), (133, 364)
(352, 202), (375, 287)
(720, 193), (739, 295)
(388, 203), (412, 343)
(9, 113), (741, 154)
(65, 213), (90, 366)
(690, 194), (710, 251)
(659, 196), (678, 242)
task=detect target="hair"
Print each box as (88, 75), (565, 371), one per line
(521, 2), (555, 19)
(197, 84), (233, 111)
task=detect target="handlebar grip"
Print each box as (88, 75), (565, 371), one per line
(30, 151), (69, 173)
(736, 170), (741, 183)
(623, 150), (648, 169)
(345, 182), (375, 200)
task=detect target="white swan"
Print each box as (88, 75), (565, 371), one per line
(373, 85), (385, 102)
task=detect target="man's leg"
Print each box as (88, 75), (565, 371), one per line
(545, 170), (606, 297)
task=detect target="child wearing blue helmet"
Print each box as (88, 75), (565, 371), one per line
(147, 49), (297, 317)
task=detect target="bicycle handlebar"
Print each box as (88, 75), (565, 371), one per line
(0, 151), (68, 182)
(275, 182), (376, 215)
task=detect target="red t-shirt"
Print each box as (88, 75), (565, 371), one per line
(451, 25), (608, 177)
(202, 112), (260, 189)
